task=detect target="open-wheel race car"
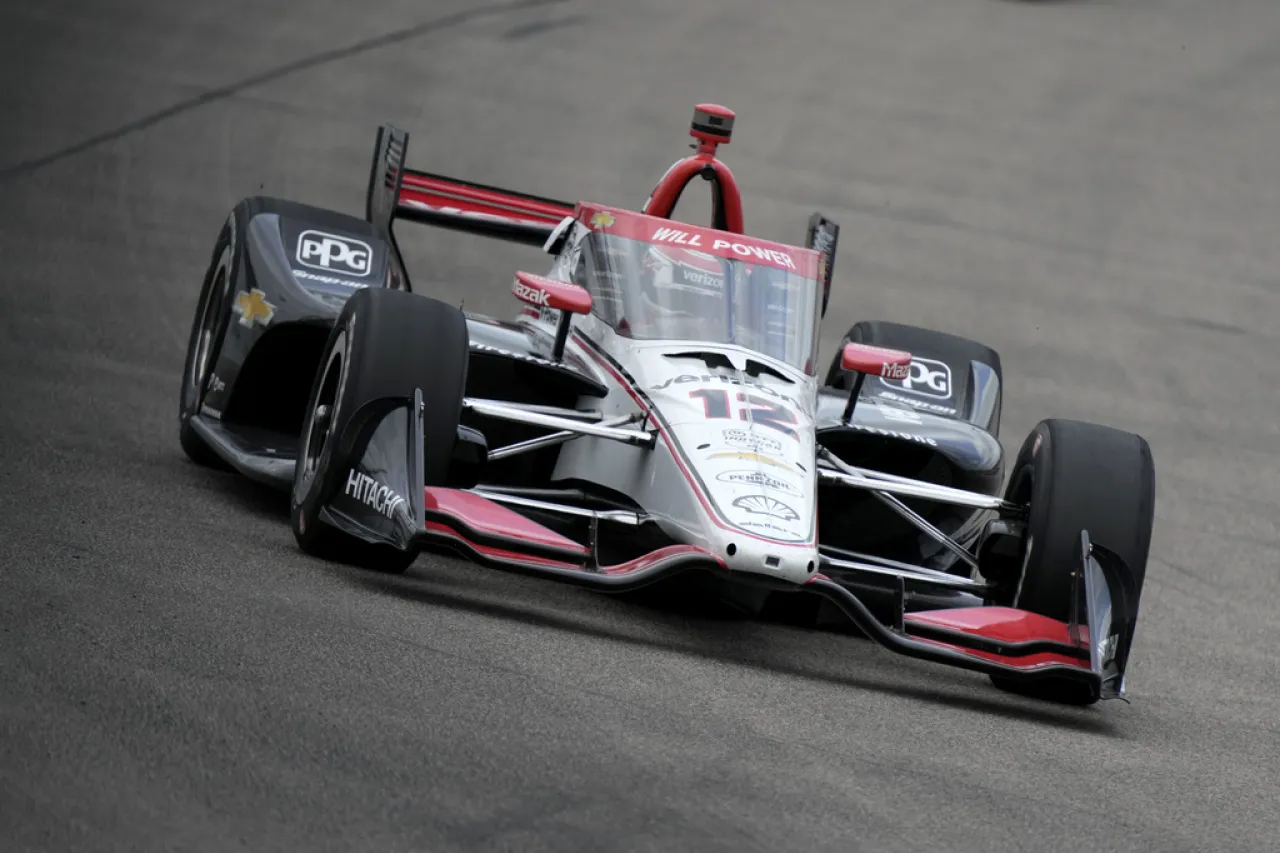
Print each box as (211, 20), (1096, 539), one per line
(179, 104), (1155, 705)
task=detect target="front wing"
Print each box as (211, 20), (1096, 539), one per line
(320, 396), (1130, 705)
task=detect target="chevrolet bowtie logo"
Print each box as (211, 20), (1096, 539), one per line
(590, 211), (615, 229)
(233, 289), (275, 328)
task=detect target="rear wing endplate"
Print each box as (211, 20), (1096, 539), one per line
(806, 213), (839, 317)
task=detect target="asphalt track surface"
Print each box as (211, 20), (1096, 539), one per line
(3, 1), (1279, 850)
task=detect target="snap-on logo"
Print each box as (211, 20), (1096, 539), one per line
(512, 280), (550, 306)
(296, 231), (373, 277)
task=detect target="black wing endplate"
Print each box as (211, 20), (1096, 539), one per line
(806, 213), (840, 317)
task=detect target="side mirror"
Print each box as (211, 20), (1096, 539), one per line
(839, 342), (912, 422)
(511, 271), (592, 361)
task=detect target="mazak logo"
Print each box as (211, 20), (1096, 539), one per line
(296, 231), (373, 277)
(879, 356), (952, 400)
(512, 280), (550, 306)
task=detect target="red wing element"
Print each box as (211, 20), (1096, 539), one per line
(423, 488), (589, 562)
(416, 489), (725, 583)
(512, 272), (592, 315)
(804, 573), (1107, 701)
(600, 545), (725, 576)
(841, 342), (913, 380)
(903, 607), (1092, 670)
(396, 170), (575, 247)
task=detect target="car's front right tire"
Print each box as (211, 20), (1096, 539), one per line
(990, 418), (1156, 702)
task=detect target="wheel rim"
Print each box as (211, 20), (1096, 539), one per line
(188, 255), (229, 412)
(296, 329), (348, 500)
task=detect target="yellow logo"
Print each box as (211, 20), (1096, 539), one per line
(233, 289), (276, 328)
(708, 451), (795, 472)
(590, 211), (616, 230)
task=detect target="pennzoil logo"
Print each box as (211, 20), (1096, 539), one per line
(717, 470), (801, 496)
(590, 211), (616, 229)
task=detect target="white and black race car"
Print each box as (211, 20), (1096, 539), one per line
(179, 104), (1155, 705)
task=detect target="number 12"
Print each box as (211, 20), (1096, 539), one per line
(689, 389), (797, 439)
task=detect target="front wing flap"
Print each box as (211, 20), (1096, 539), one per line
(319, 391), (723, 587)
(809, 530), (1131, 702)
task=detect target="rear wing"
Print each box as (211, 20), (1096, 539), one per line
(365, 120), (841, 313)
(366, 124), (573, 251)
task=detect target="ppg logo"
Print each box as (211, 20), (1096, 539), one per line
(296, 230), (373, 277)
(880, 356), (953, 400)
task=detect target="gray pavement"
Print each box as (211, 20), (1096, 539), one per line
(1, 0), (1278, 850)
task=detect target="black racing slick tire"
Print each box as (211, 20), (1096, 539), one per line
(290, 287), (469, 573)
(824, 321), (1004, 435)
(1005, 418), (1155, 622)
(992, 418), (1155, 701)
(178, 213), (240, 469)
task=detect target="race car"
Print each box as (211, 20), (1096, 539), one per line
(178, 104), (1155, 705)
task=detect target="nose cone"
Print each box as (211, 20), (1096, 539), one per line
(647, 374), (819, 585)
(680, 429), (819, 584)
(704, 522), (819, 584)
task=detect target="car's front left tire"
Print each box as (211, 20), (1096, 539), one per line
(290, 286), (469, 573)
(178, 214), (240, 469)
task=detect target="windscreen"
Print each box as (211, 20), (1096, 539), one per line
(573, 231), (821, 373)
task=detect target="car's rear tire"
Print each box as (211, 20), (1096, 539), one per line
(824, 321), (1003, 435)
(178, 214), (239, 469)
(290, 286), (469, 573)
(991, 418), (1155, 702)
